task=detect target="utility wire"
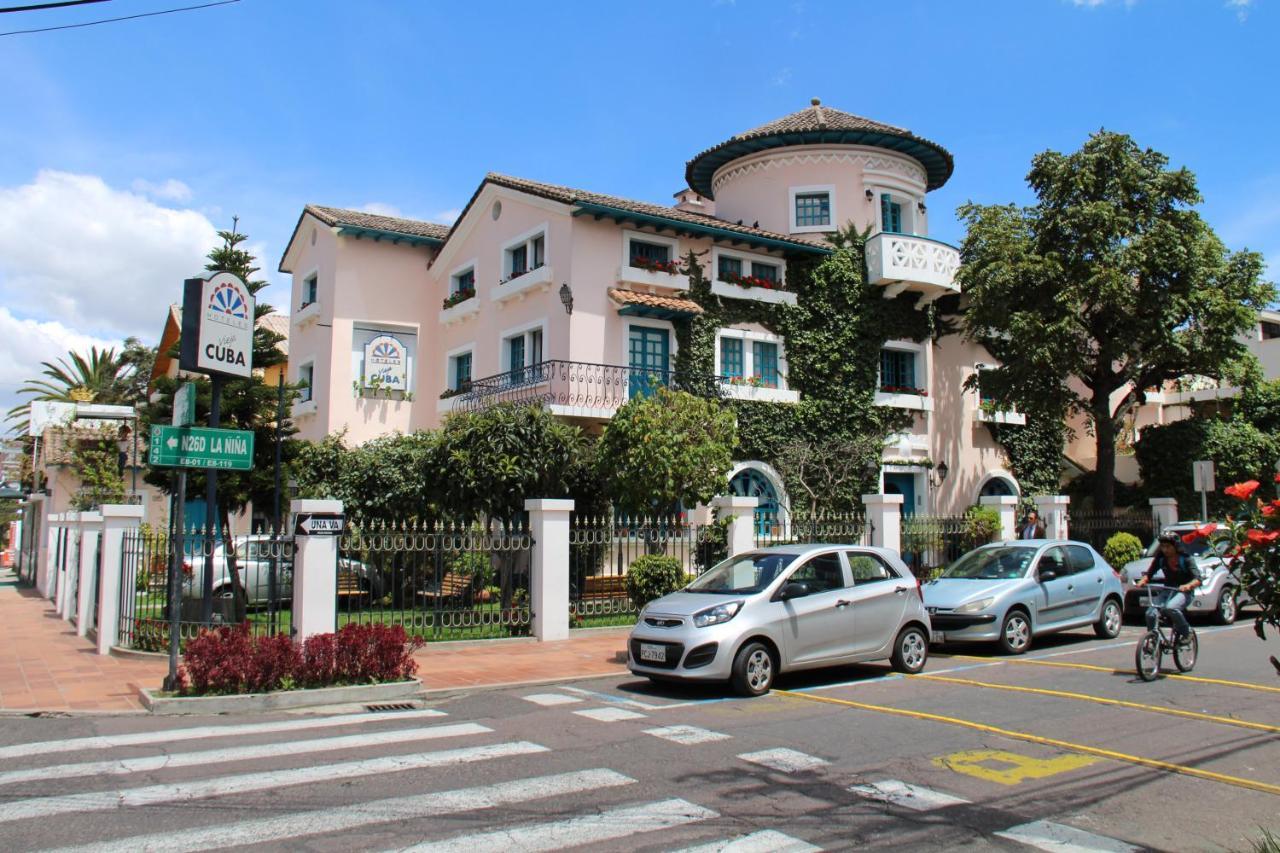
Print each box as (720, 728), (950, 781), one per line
(0, 0), (237, 35)
(0, 1), (110, 13)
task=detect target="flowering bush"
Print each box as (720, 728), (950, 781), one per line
(1191, 476), (1280, 677)
(631, 256), (680, 275)
(721, 271), (782, 290)
(179, 623), (420, 695)
(442, 287), (475, 310)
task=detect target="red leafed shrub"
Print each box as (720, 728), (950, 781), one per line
(180, 623), (419, 696)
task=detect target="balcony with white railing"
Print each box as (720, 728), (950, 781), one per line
(865, 232), (961, 304)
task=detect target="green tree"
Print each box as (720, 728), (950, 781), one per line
(773, 435), (881, 518)
(6, 346), (135, 434)
(293, 430), (437, 523)
(1134, 418), (1279, 519)
(957, 131), (1274, 514)
(598, 386), (738, 514)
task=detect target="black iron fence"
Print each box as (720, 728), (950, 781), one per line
(1068, 510), (1154, 552)
(753, 513), (871, 548)
(901, 515), (990, 580)
(116, 528), (293, 652)
(456, 359), (728, 414)
(338, 520), (533, 641)
(569, 515), (719, 628)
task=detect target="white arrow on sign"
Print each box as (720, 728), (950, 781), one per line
(299, 516), (343, 534)
(166, 436), (179, 449)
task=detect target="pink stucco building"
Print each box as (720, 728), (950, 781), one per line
(279, 101), (1024, 518)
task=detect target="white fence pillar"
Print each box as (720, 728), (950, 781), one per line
(980, 495), (1019, 541)
(35, 502), (53, 597)
(526, 498), (574, 642)
(712, 495), (758, 557)
(75, 512), (102, 637)
(1149, 498), (1178, 532)
(1035, 495), (1071, 540)
(97, 504), (144, 655)
(862, 494), (903, 555)
(57, 512), (81, 620)
(291, 499), (343, 641)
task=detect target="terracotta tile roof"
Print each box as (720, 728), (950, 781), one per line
(607, 287), (704, 315)
(484, 173), (830, 252)
(305, 205), (452, 242)
(686, 99), (954, 196)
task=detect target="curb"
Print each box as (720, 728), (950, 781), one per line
(419, 661), (631, 698)
(111, 645), (168, 661)
(140, 679), (425, 715)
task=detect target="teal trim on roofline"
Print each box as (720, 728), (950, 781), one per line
(335, 225), (444, 247)
(686, 129), (954, 199)
(571, 202), (831, 256)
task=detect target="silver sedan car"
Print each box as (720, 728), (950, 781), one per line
(627, 544), (932, 696)
(923, 540), (1125, 654)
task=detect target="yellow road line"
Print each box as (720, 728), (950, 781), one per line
(950, 655), (1280, 694)
(774, 689), (1280, 797)
(911, 673), (1280, 735)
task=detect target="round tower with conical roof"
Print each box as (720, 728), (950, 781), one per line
(685, 99), (953, 240)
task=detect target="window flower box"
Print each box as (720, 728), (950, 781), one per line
(499, 262), (545, 286)
(438, 382), (471, 400)
(629, 256), (680, 275)
(722, 271), (784, 291)
(880, 385), (928, 396)
(710, 276), (798, 306)
(442, 288), (475, 310)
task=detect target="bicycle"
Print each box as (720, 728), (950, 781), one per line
(1134, 583), (1198, 681)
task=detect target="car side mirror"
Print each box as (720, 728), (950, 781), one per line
(1038, 568), (1057, 582)
(779, 582), (809, 601)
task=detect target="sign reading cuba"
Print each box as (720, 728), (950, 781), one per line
(363, 334), (408, 391)
(179, 271), (256, 379)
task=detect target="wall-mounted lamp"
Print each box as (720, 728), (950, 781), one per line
(865, 189), (875, 202)
(559, 282), (574, 315)
(930, 460), (949, 487)
(917, 201), (927, 214)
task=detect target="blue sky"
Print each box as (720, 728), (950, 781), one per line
(0, 0), (1275, 412)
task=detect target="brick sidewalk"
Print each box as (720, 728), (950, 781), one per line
(0, 570), (630, 713)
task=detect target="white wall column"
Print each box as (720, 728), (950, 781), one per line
(980, 495), (1019, 541)
(526, 498), (574, 642)
(291, 499), (343, 641)
(862, 494), (903, 555)
(30, 495), (48, 594)
(40, 512), (61, 599)
(75, 512), (102, 637)
(56, 512), (80, 620)
(1035, 495), (1071, 540)
(96, 504), (144, 655)
(1149, 498), (1178, 533)
(712, 495), (758, 557)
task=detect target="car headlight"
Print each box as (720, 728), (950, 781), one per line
(955, 597), (995, 614)
(693, 601), (743, 628)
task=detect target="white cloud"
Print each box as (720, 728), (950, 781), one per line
(772, 67), (793, 86)
(432, 208), (462, 225)
(360, 202), (403, 218)
(0, 307), (119, 417)
(0, 170), (218, 339)
(1226, 0), (1251, 20)
(131, 178), (193, 203)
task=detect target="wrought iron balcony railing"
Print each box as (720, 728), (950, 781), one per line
(456, 359), (736, 414)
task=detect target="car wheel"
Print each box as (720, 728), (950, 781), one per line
(1212, 587), (1238, 625)
(891, 625), (929, 674)
(1094, 598), (1123, 639)
(730, 641), (775, 697)
(999, 610), (1032, 655)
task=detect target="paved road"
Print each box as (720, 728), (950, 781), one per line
(0, 618), (1276, 851)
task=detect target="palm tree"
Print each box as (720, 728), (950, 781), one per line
(6, 346), (131, 435)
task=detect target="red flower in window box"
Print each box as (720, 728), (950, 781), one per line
(722, 271), (783, 291)
(441, 287), (476, 310)
(631, 256), (680, 275)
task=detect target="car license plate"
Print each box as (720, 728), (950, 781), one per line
(639, 643), (666, 663)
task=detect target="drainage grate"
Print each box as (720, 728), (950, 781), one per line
(365, 702), (417, 713)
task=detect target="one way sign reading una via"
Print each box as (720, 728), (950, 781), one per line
(295, 514), (345, 536)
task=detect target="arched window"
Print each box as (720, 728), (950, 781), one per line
(729, 466), (781, 535)
(979, 477), (1016, 498)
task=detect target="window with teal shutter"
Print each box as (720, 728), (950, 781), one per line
(453, 268), (475, 295)
(508, 335), (525, 375)
(454, 353), (472, 390)
(630, 240), (670, 264)
(880, 194), (903, 234)
(720, 337), (743, 378)
(753, 341), (779, 388)
(879, 349), (915, 391)
(508, 244), (527, 277)
(795, 192), (830, 227)
(718, 256), (742, 280)
(751, 262), (779, 282)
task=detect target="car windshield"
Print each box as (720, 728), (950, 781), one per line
(941, 546), (1036, 580)
(686, 552), (799, 594)
(1143, 533), (1226, 559)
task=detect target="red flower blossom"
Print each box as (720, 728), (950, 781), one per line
(1224, 480), (1261, 500)
(1180, 522), (1219, 544)
(1245, 528), (1280, 548)
(1264, 503), (1280, 518)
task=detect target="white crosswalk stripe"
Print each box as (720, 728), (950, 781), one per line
(995, 820), (1142, 853)
(644, 724), (732, 745)
(0, 707), (448, 761)
(573, 706), (647, 722)
(396, 797), (719, 852)
(675, 829), (823, 852)
(46, 769), (637, 853)
(738, 748), (828, 773)
(0, 721), (490, 788)
(0, 740), (546, 825)
(521, 693), (582, 706)
(848, 779), (970, 811)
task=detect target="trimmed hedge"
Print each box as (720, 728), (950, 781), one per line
(1103, 532), (1144, 571)
(625, 555), (686, 608)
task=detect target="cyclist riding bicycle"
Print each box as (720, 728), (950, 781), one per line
(1134, 532), (1200, 641)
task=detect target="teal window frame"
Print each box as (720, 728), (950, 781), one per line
(879, 349), (916, 391)
(532, 234), (545, 268)
(630, 239), (670, 264)
(718, 255), (742, 280)
(720, 337), (743, 378)
(453, 352), (472, 390)
(452, 268), (475, 295)
(751, 261), (779, 282)
(880, 194), (903, 234)
(508, 244), (528, 277)
(795, 192), (831, 227)
(753, 341), (779, 388)
(299, 363), (313, 402)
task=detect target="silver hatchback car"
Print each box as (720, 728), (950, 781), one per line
(923, 540), (1125, 654)
(627, 544), (932, 696)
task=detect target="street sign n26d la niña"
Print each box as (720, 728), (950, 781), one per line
(149, 425), (255, 471)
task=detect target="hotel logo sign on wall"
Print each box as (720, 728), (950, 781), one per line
(364, 334), (408, 390)
(179, 271), (255, 379)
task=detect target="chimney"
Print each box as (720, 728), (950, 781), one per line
(673, 188), (714, 215)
